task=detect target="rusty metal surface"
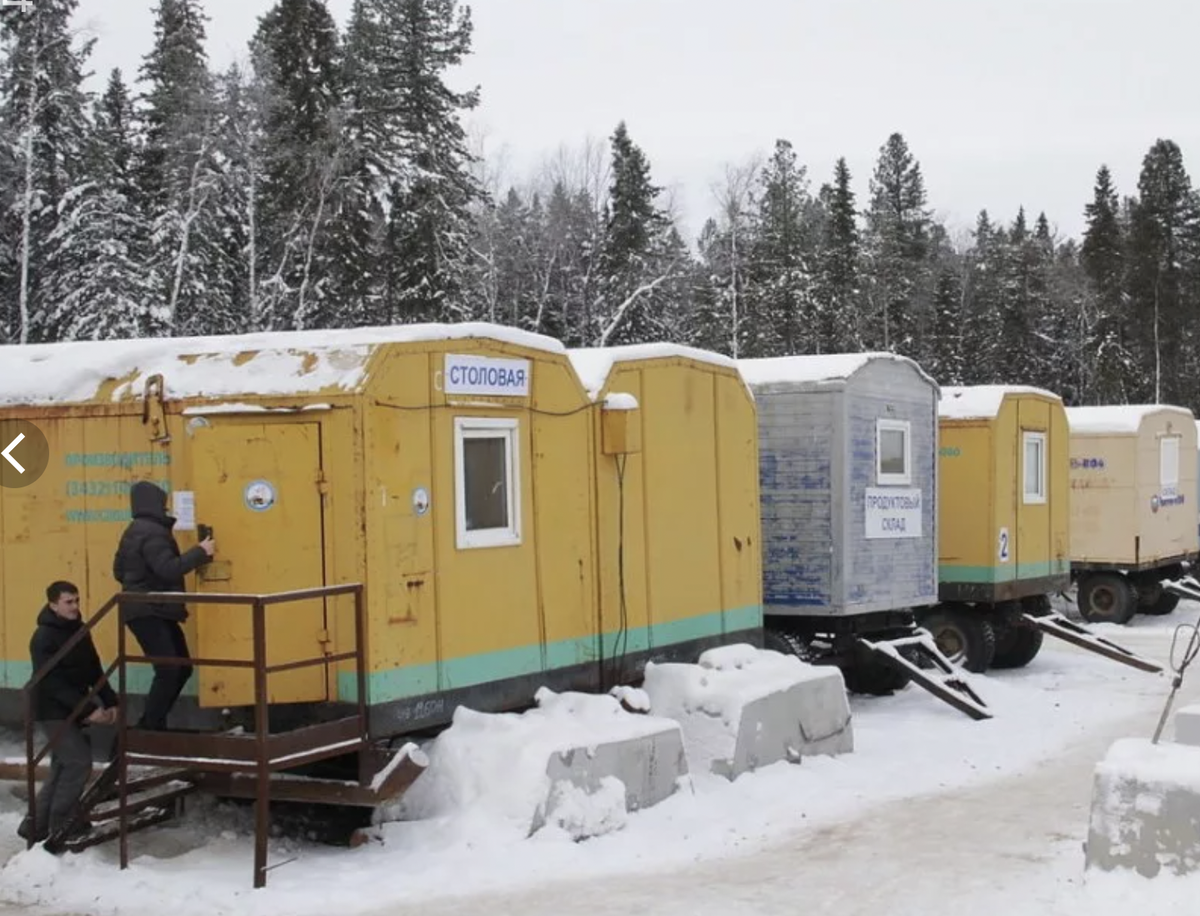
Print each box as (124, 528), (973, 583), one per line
(22, 582), (371, 890)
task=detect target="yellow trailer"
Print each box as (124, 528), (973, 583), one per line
(0, 325), (761, 736)
(1066, 404), (1199, 623)
(932, 385), (1071, 671)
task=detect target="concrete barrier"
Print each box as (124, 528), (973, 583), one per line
(1174, 705), (1200, 747)
(1085, 737), (1200, 878)
(643, 644), (853, 781)
(533, 724), (689, 836)
(386, 689), (689, 841)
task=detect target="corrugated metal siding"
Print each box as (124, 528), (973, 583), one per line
(842, 361), (939, 613)
(757, 389), (837, 614)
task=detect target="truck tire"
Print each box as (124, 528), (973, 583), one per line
(1143, 590), (1181, 616)
(916, 607), (996, 673)
(1077, 572), (1137, 625)
(991, 622), (1044, 669)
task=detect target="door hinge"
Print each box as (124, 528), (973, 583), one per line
(316, 470), (330, 495)
(317, 628), (332, 647)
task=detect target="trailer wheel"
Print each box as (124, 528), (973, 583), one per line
(917, 608), (996, 673)
(843, 646), (911, 696)
(1077, 573), (1137, 625)
(991, 622), (1044, 669)
(762, 627), (818, 663)
(1143, 590), (1181, 616)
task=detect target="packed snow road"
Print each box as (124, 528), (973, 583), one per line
(2, 605), (1199, 916)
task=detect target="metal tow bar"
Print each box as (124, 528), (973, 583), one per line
(1020, 613), (1164, 674)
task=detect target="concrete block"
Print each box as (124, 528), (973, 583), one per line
(387, 688), (689, 842)
(1085, 738), (1200, 878)
(643, 643), (853, 781)
(532, 724), (689, 835)
(1174, 705), (1200, 747)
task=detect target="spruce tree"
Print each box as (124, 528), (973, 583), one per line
(251, 0), (343, 328)
(863, 132), (932, 358)
(1080, 164), (1130, 401)
(0, 0), (94, 342)
(816, 156), (860, 351)
(1126, 139), (1200, 402)
(597, 121), (677, 345)
(44, 69), (156, 339)
(746, 138), (815, 357)
(137, 0), (224, 335)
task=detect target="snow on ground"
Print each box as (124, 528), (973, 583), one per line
(2, 607), (1200, 916)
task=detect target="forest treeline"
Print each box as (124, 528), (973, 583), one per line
(3, 1), (1198, 410)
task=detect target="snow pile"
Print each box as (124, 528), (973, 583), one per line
(643, 644), (852, 778)
(0, 321), (565, 406)
(738, 351), (934, 389)
(939, 384), (1061, 420)
(1067, 404), (1195, 435)
(602, 392), (639, 411)
(392, 687), (684, 840)
(568, 343), (742, 400)
(0, 637), (1187, 916)
(1086, 737), (1200, 877)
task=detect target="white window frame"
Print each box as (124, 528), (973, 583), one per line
(1161, 435), (1180, 495)
(454, 417), (521, 550)
(876, 418), (912, 486)
(1023, 431), (1047, 505)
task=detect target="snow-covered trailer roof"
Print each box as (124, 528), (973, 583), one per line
(1066, 404), (1196, 435)
(737, 351), (937, 391)
(938, 384), (1061, 421)
(568, 343), (746, 400)
(0, 323), (566, 406)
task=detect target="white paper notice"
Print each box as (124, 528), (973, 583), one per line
(174, 490), (196, 530)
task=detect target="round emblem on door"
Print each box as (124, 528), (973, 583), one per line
(244, 479), (276, 512)
(412, 486), (430, 516)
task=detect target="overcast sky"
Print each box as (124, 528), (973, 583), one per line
(75, 0), (1200, 244)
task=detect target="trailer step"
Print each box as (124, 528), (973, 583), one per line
(1022, 612), (1163, 674)
(856, 633), (992, 721)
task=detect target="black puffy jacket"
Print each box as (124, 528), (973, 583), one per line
(112, 481), (210, 622)
(30, 606), (118, 722)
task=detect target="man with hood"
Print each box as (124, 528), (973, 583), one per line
(113, 480), (215, 730)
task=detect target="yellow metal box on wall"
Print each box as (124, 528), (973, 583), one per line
(936, 385), (1071, 604)
(600, 393), (642, 455)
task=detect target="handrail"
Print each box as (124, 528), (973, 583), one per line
(23, 582), (369, 892)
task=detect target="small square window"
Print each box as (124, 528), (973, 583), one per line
(1023, 431), (1046, 504)
(876, 419), (911, 485)
(454, 417), (521, 549)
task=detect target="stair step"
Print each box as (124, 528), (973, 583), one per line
(90, 781), (195, 822)
(60, 806), (176, 854)
(95, 766), (195, 802)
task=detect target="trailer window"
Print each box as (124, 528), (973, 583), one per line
(454, 417), (521, 549)
(876, 419), (911, 485)
(1023, 432), (1046, 504)
(1161, 436), (1180, 497)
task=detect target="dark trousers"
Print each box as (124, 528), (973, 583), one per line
(127, 617), (193, 730)
(22, 720), (93, 840)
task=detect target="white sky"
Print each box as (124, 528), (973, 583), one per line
(74, 0), (1200, 245)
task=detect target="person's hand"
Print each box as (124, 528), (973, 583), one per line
(102, 706), (118, 726)
(85, 707), (108, 725)
(199, 537), (216, 557)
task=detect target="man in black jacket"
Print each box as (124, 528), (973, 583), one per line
(18, 581), (118, 845)
(113, 480), (214, 730)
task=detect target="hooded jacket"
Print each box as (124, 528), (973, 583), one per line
(112, 481), (211, 622)
(30, 605), (118, 721)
